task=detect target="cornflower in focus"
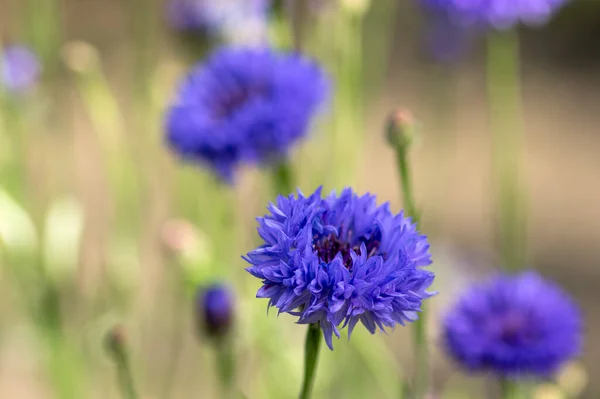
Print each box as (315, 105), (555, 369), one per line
(167, 0), (271, 45)
(245, 187), (435, 349)
(165, 47), (328, 182)
(1, 45), (40, 94)
(421, 0), (571, 29)
(443, 271), (582, 377)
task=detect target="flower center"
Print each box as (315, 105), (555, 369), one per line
(499, 313), (536, 345)
(211, 84), (267, 120)
(313, 233), (381, 269)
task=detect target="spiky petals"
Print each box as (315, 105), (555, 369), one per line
(245, 187), (435, 349)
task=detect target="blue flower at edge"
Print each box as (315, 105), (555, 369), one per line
(443, 271), (582, 378)
(1, 45), (40, 94)
(165, 47), (328, 182)
(245, 187), (435, 349)
(421, 0), (570, 29)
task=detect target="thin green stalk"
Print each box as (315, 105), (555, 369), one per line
(299, 323), (322, 399)
(215, 340), (235, 399)
(394, 150), (419, 225)
(271, 161), (294, 196)
(389, 117), (427, 398)
(108, 334), (139, 399)
(500, 378), (524, 399)
(487, 30), (527, 271)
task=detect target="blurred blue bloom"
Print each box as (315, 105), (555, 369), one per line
(167, 0), (271, 45)
(165, 47), (328, 181)
(245, 187), (435, 349)
(443, 271), (582, 377)
(422, 10), (475, 64)
(197, 283), (235, 339)
(1, 45), (40, 94)
(421, 0), (570, 29)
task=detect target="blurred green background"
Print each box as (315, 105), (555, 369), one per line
(0, 0), (598, 398)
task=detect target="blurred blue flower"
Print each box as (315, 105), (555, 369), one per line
(245, 187), (435, 349)
(165, 47), (328, 181)
(1, 45), (40, 94)
(422, 10), (475, 64)
(197, 283), (235, 339)
(421, 0), (570, 29)
(443, 271), (582, 377)
(167, 0), (271, 45)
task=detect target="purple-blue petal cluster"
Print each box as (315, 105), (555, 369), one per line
(167, 0), (270, 44)
(443, 271), (582, 377)
(196, 283), (235, 339)
(1, 45), (40, 94)
(421, 0), (570, 29)
(245, 187), (435, 349)
(165, 47), (328, 181)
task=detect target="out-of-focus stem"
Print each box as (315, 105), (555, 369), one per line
(271, 161), (294, 197)
(487, 30), (527, 271)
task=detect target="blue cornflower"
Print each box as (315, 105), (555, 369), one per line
(245, 187), (435, 349)
(1, 45), (40, 94)
(165, 47), (328, 181)
(167, 0), (270, 45)
(196, 283), (235, 339)
(421, 0), (570, 29)
(443, 271), (582, 377)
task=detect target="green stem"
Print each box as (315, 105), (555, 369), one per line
(271, 161), (294, 197)
(215, 340), (235, 399)
(113, 348), (139, 399)
(395, 149), (419, 224)
(298, 323), (321, 399)
(500, 378), (523, 399)
(393, 144), (427, 398)
(487, 30), (527, 271)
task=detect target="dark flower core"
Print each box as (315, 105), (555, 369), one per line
(313, 232), (381, 269)
(500, 313), (538, 346)
(212, 84), (267, 120)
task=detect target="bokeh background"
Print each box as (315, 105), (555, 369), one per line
(0, 0), (598, 398)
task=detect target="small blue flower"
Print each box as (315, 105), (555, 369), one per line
(421, 0), (570, 29)
(167, 0), (271, 45)
(165, 47), (328, 181)
(443, 271), (582, 378)
(1, 45), (40, 94)
(196, 283), (235, 339)
(245, 187), (435, 349)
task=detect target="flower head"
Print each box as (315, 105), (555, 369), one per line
(165, 47), (328, 181)
(196, 283), (235, 339)
(167, 0), (270, 45)
(1, 45), (40, 94)
(443, 271), (582, 377)
(421, 0), (570, 29)
(245, 187), (435, 349)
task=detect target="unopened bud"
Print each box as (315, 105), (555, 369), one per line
(386, 109), (418, 149)
(104, 324), (127, 359)
(195, 283), (235, 341)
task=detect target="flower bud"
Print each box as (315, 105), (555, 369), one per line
(195, 283), (235, 341)
(104, 324), (127, 360)
(385, 109), (418, 150)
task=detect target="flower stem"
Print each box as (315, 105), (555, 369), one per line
(392, 132), (427, 398)
(500, 378), (523, 399)
(298, 323), (322, 399)
(486, 30), (527, 271)
(272, 161), (294, 197)
(108, 333), (139, 399)
(215, 340), (235, 399)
